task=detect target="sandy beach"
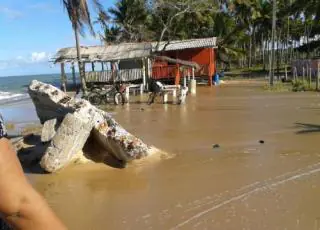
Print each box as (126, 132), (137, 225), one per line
(7, 80), (320, 230)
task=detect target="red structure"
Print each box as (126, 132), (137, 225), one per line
(151, 38), (217, 86)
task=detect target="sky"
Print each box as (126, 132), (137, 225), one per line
(0, 0), (114, 77)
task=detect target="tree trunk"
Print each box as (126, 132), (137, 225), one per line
(253, 26), (256, 66)
(269, 0), (277, 86)
(262, 33), (266, 70)
(277, 29), (281, 78)
(249, 36), (252, 68)
(74, 24), (87, 93)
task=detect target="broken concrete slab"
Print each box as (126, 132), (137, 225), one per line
(28, 80), (158, 172)
(40, 112), (94, 172)
(41, 118), (58, 143)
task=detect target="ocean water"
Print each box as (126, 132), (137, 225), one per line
(0, 73), (77, 104)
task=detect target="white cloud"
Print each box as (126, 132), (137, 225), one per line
(31, 52), (49, 63)
(0, 7), (23, 20)
(0, 52), (52, 71)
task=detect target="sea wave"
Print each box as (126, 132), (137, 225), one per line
(0, 91), (30, 104)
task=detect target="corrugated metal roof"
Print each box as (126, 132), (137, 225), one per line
(152, 37), (217, 51)
(53, 37), (217, 63)
(54, 42), (152, 63)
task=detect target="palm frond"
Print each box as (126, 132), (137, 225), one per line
(62, 0), (106, 36)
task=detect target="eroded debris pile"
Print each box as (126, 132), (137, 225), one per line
(28, 80), (158, 173)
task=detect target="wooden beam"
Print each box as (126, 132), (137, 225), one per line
(152, 55), (200, 70)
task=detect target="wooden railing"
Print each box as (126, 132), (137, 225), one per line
(86, 68), (143, 83)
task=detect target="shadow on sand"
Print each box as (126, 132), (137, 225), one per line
(83, 134), (127, 169)
(16, 134), (47, 174)
(15, 133), (126, 174)
(295, 123), (320, 134)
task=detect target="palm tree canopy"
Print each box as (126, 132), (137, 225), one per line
(107, 0), (149, 42)
(62, 0), (107, 36)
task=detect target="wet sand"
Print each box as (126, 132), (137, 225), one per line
(29, 82), (320, 230)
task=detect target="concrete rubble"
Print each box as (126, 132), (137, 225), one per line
(28, 80), (158, 173)
(41, 118), (58, 143)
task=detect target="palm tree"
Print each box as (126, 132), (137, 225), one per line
(62, 0), (106, 93)
(104, 25), (122, 43)
(108, 0), (149, 42)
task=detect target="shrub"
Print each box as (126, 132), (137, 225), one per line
(263, 82), (290, 92)
(291, 80), (311, 92)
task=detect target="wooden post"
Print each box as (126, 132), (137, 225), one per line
(172, 89), (177, 98)
(309, 67), (312, 88)
(317, 62), (320, 91)
(82, 62), (87, 88)
(192, 67), (195, 80)
(302, 66), (305, 81)
(175, 64), (181, 85)
(91, 62), (95, 72)
(163, 92), (168, 104)
(60, 63), (66, 92)
(285, 65), (288, 81)
(140, 84), (144, 95)
(147, 58), (152, 89)
(71, 63), (76, 87)
(125, 87), (130, 101)
(101, 62), (104, 71)
(142, 58), (146, 89)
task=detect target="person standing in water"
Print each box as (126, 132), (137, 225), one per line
(0, 114), (66, 230)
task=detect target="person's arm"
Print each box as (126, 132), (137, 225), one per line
(0, 138), (67, 230)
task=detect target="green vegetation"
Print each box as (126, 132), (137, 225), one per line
(262, 79), (319, 92)
(263, 82), (291, 92)
(98, 0), (320, 66)
(291, 79), (315, 92)
(60, 0), (320, 86)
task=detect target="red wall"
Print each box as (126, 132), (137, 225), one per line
(153, 47), (216, 85)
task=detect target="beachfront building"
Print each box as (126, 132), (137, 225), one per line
(53, 42), (152, 89)
(52, 37), (217, 89)
(152, 37), (217, 86)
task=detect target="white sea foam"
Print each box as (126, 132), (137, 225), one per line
(0, 91), (29, 104)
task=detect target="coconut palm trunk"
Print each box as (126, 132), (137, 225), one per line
(62, 0), (107, 94)
(74, 23), (87, 93)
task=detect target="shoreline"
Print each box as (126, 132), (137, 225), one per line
(0, 78), (265, 136)
(0, 98), (40, 136)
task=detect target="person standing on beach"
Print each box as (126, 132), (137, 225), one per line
(0, 114), (66, 230)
